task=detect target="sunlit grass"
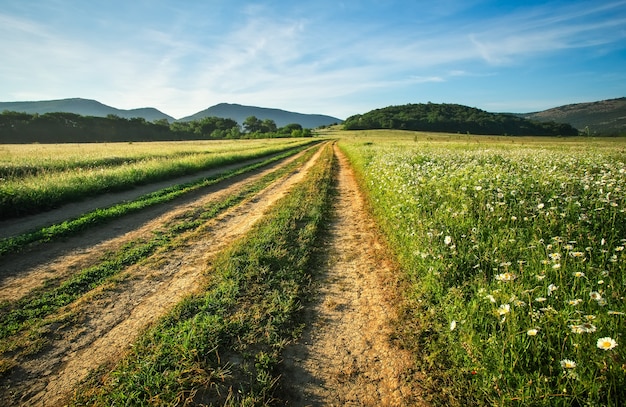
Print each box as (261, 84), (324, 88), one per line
(72, 143), (335, 406)
(339, 130), (626, 406)
(0, 139), (312, 218)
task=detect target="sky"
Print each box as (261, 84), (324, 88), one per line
(1, 0), (625, 120)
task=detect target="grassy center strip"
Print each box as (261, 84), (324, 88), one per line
(0, 143), (318, 257)
(73, 143), (335, 406)
(0, 145), (322, 347)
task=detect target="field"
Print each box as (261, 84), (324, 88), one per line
(338, 130), (626, 406)
(0, 132), (625, 405)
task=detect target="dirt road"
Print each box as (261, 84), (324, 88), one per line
(0, 142), (425, 406)
(0, 145), (324, 406)
(279, 145), (425, 406)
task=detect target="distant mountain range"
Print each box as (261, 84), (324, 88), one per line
(0, 98), (175, 122)
(178, 103), (342, 128)
(519, 97), (626, 136)
(2, 97), (624, 135)
(0, 98), (342, 129)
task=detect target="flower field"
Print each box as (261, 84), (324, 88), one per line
(339, 132), (626, 406)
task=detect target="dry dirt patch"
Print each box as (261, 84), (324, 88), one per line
(279, 145), (427, 406)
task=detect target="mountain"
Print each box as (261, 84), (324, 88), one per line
(343, 103), (578, 136)
(0, 98), (175, 122)
(519, 97), (626, 136)
(179, 103), (342, 128)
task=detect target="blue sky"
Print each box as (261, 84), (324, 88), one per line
(1, 0), (625, 119)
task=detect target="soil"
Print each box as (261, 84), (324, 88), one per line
(278, 145), (426, 406)
(0, 142), (426, 406)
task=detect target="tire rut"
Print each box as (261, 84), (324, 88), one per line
(0, 144), (327, 407)
(279, 144), (427, 406)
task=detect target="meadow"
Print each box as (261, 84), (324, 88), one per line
(0, 139), (312, 219)
(338, 130), (626, 406)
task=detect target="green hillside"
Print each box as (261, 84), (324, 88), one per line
(343, 103), (578, 136)
(520, 97), (626, 136)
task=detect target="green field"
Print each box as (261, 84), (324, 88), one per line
(1, 132), (625, 405)
(0, 139), (312, 219)
(338, 130), (626, 406)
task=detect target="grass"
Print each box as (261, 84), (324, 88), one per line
(338, 130), (626, 406)
(0, 142), (316, 257)
(0, 139), (313, 219)
(72, 142), (335, 406)
(0, 144), (322, 364)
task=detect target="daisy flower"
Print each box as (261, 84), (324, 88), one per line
(597, 337), (618, 350)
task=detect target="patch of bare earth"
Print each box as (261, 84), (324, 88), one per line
(0, 145), (325, 407)
(279, 145), (427, 406)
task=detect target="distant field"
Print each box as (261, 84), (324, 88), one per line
(0, 138), (312, 219)
(338, 129), (626, 405)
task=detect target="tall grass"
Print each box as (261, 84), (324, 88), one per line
(73, 143), (335, 406)
(0, 139), (312, 219)
(339, 132), (626, 406)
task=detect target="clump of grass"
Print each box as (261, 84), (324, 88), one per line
(340, 134), (626, 406)
(72, 143), (335, 406)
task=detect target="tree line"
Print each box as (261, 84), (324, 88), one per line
(0, 111), (313, 143)
(342, 103), (579, 136)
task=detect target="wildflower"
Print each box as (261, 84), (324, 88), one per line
(496, 304), (511, 316)
(569, 323), (596, 334)
(568, 299), (583, 306)
(590, 291), (603, 301)
(564, 244), (574, 250)
(475, 186), (482, 191)
(608, 310), (625, 316)
(560, 359), (576, 369)
(444, 235), (452, 245)
(584, 315), (596, 321)
(450, 320), (457, 331)
(527, 328), (539, 336)
(537, 203), (545, 209)
(485, 294), (496, 303)
(536, 274), (547, 281)
(597, 337), (618, 350)
(514, 299), (526, 307)
(573, 272), (585, 278)
(535, 297), (547, 303)
(552, 263), (561, 269)
(549, 253), (562, 262)
(495, 272), (516, 282)
(548, 284), (558, 296)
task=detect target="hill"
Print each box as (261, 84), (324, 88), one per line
(179, 103), (342, 129)
(519, 97), (626, 136)
(0, 98), (175, 122)
(343, 103), (578, 136)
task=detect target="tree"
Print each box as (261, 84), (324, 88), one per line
(243, 116), (263, 133)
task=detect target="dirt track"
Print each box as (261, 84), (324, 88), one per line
(279, 145), (425, 406)
(0, 142), (425, 406)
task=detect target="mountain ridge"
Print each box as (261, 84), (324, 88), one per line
(519, 97), (626, 135)
(0, 98), (342, 129)
(178, 103), (342, 128)
(0, 98), (175, 122)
